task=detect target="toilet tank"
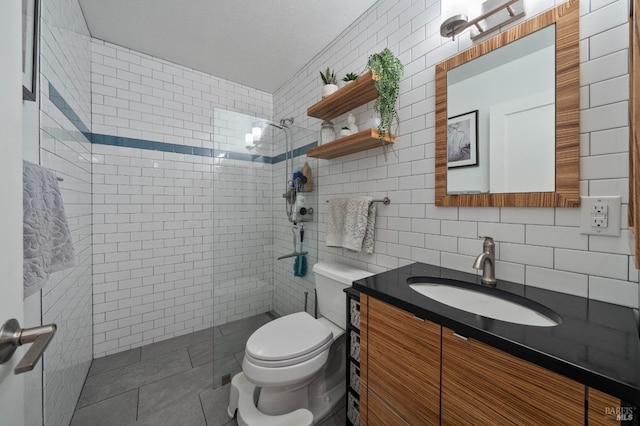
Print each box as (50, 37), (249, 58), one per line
(312, 262), (373, 329)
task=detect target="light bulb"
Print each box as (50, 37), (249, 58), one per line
(252, 126), (262, 141)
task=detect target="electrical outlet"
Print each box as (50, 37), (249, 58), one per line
(580, 196), (621, 236)
(593, 204), (608, 215)
(591, 215), (608, 228)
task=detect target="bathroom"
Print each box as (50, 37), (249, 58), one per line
(1, 0), (638, 424)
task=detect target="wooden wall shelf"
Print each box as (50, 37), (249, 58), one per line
(306, 128), (394, 159)
(307, 72), (378, 120)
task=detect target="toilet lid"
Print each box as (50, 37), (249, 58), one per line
(246, 312), (333, 362)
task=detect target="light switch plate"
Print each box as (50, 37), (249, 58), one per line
(579, 196), (621, 236)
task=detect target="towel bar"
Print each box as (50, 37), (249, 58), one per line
(326, 196), (390, 205)
(277, 251), (309, 260)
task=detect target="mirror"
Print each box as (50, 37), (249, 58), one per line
(435, 0), (580, 207)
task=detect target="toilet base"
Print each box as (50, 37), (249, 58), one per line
(227, 372), (314, 426)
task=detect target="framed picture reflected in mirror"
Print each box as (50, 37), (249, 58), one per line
(447, 110), (478, 168)
(22, 0), (39, 101)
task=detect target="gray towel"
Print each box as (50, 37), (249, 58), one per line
(326, 196), (376, 254)
(23, 161), (76, 298)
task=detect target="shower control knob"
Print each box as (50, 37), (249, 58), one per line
(299, 207), (307, 216)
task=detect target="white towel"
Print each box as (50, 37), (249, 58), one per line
(23, 161), (76, 298)
(326, 196), (376, 254)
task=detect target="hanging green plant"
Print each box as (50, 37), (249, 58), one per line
(364, 48), (404, 152)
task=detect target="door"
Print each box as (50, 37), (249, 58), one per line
(489, 91), (555, 193)
(0, 1), (27, 424)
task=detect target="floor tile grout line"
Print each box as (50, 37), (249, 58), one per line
(79, 350), (194, 409)
(92, 339), (210, 382)
(188, 345), (195, 369)
(198, 389), (210, 426)
(70, 362), (94, 414)
(75, 388), (137, 411)
(86, 350), (186, 383)
(135, 388), (140, 422)
(87, 348), (141, 378)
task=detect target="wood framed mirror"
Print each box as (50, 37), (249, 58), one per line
(435, 0), (580, 207)
(629, 0), (640, 268)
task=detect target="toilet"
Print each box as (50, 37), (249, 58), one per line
(227, 261), (373, 426)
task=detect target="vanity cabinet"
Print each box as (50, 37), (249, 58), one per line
(441, 327), (585, 425)
(360, 295), (440, 425)
(358, 293), (634, 425)
(306, 72), (395, 160)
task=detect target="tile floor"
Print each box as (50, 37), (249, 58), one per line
(71, 313), (346, 425)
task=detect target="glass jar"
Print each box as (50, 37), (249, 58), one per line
(320, 119), (336, 145)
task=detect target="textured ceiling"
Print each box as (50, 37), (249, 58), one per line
(78, 0), (377, 93)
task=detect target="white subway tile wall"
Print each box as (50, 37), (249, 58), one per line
(39, 0), (93, 424)
(273, 0), (640, 308)
(91, 40), (272, 148)
(91, 41), (275, 356)
(91, 145), (215, 356)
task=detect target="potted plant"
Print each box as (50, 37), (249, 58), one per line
(320, 67), (338, 98)
(340, 126), (351, 137)
(342, 72), (359, 86)
(365, 48), (404, 149)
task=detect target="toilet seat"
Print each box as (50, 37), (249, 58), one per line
(245, 312), (333, 367)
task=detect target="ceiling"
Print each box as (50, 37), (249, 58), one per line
(78, 0), (378, 93)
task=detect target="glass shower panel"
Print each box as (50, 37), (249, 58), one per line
(212, 108), (318, 392)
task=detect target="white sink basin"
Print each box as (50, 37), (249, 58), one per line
(409, 280), (561, 327)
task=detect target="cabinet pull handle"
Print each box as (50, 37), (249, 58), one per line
(453, 332), (468, 341)
(413, 315), (425, 322)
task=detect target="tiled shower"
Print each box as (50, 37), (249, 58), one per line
(29, 0), (639, 424)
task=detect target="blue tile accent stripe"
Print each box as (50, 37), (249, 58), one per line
(49, 83), (317, 163)
(92, 133), (316, 164)
(48, 83), (92, 141)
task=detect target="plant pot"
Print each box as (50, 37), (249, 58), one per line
(322, 84), (339, 98)
(340, 129), (351, 137)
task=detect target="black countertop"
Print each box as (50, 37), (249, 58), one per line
(351, 262), (640, 406)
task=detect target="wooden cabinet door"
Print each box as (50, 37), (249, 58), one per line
(441, 327), (585, 426)
(588, 388), (623, 425)
(361, 295), (441, 425)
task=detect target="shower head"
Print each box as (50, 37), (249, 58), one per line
(279, 118), (294, 128)
(266, 122), (284, 130)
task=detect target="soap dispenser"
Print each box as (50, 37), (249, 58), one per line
(301, 162), (313, 192)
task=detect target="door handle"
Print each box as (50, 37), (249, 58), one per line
(0, 318), (57, 374)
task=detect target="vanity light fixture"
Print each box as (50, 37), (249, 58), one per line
(440, 0), (525, 41)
